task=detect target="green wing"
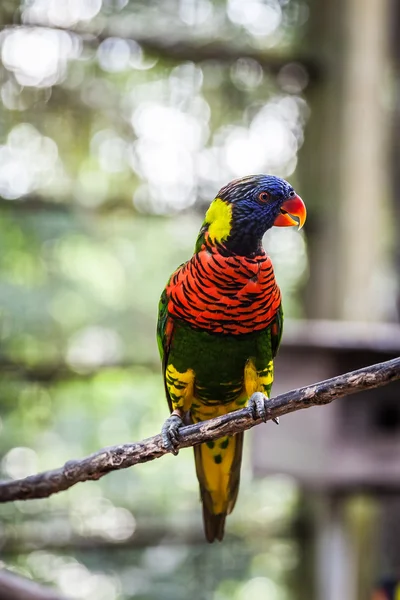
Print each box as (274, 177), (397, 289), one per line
(194, 222), (208, 253)
(270, 303), (284, 359)
(157, 286), (175, 412)
(257, 303), (283, 399)
(156, 287), (169, 361)
(157, 259), (188, 362)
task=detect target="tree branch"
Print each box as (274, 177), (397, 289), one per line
(6, 24), (321, 81)
(0, 570), (65, 600)
(0, 357), (399, 503)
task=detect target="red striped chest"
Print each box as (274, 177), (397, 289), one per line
(166, 241), (281, 335)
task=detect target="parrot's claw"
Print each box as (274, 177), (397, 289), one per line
(248, 392), (267, 422)
(161, 414), (184, 455)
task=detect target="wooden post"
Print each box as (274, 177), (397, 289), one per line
(296, 0), (347, 319)
(315, 496), (357, 600)
(337, 0), (390, 322)
(297, 1), (391, 598)
(298, 0), (390, 321)
(390, 0), (400, 319)
(376, 499), (400, 592)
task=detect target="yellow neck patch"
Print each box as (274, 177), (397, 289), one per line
(205, 198), (232, 243)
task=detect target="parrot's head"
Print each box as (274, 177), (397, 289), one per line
(202, 174), (306, 255)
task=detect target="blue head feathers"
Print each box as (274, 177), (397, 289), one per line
(215, 174), (301, 255)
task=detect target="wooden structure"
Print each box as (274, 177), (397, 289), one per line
(253, 321), (400, 600)
(254, 321), (400, 489)
(298, 0), (391, 322)
(288, 0), (398, 596)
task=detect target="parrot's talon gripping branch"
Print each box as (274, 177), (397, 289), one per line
(161, 414), (184, 455)
(248, 392), (268, 422)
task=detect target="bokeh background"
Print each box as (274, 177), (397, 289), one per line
(0, 1), (399, 599)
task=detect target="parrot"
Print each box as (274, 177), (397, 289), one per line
(157, 174), (306, 542)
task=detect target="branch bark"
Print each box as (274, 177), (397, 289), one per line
(0, 357), (399, 503)
(0, 570), (66, 600)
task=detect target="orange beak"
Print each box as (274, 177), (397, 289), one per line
(274, 194), (306, 230)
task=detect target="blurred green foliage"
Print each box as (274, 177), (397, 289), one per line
(0, 0), (310, 598)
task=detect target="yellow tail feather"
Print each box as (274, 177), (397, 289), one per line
(194, 432), (244, 542)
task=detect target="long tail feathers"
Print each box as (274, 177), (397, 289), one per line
(194, 432), (244, 542)
(202, 505), (226, 542)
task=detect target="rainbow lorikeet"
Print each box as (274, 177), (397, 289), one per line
(157, 174), (306, 542)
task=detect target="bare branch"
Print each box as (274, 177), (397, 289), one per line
(5, 23), (321, 80)
(0, 357), (399, 503)
(0, 570), (66, 600)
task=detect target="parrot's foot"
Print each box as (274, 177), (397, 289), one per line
(161, 413), (184, 455)
(248, 392), (279, 424)
(248, 392), (267, 422)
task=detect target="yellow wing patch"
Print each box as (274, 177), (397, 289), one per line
(165, 364), (195, 412)
(244, 358), (274, 398)
(205, 198), (232, 243)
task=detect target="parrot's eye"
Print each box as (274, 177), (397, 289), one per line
(258, 191), (270, 203)
(289, 190), (295, 197)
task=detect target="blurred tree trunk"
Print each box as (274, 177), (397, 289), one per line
(297, 1), (391, 599)
(390, 0), (400, 321)
(298, 0), (390, 322)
